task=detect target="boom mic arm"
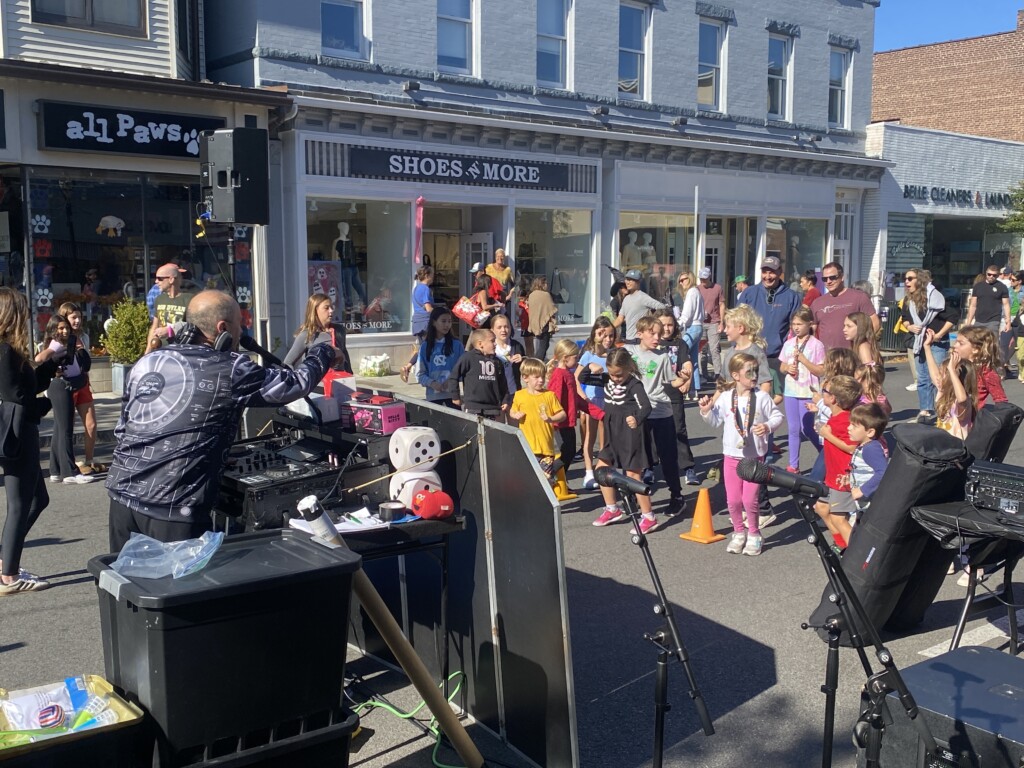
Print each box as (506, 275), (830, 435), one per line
(736, 458), (828, 499)
(240, 333), (284, 367)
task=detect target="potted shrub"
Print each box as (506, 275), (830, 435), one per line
(100, 299), (150, 395)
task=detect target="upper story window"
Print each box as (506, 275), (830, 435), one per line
(438, 0), (473, 73)
(698, 19), (723, 111)
(618, 2), (648, 99)
(321, 0), (367, 58)
(767, 35), (790, 120)
(828, 48), (850, 128)
(537, 0), (568, 88)
(32, 0), (145, 37)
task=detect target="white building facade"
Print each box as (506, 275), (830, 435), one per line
(205, 0), (887, 359)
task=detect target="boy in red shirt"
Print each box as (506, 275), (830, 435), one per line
(814, 375), (861, 551)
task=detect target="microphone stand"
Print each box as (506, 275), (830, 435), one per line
(789, 492), (939, 768)
(617, 485), (714, 766)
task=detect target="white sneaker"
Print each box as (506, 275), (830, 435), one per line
(63, 474), (96, 484)
(758, 513), (778, 529)
(905, 382), (918, 391)
(49, 475), (60, 483)
(726, 531), (747, 554)
(742, 534), (763, 556)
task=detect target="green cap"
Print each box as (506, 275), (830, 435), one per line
(734, 274), (747, 285)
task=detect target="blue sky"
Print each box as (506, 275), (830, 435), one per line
(875, 1), (1022, 51)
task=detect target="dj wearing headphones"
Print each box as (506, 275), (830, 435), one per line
(106, 290), (344, 551)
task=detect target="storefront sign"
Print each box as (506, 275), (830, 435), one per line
(349, 147), (571, 191)
(38, 101), (226, 158)
(903, 184), (1012, 209)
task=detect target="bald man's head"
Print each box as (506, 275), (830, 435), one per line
(187, 290), (241, 350)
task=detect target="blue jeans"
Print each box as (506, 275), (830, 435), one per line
(683, 324), (703, 391)
(914, 342), (948, 413)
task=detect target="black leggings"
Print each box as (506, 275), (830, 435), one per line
(558, 426), (577, 473)
(1, 423), (48, 577)
(47, 377), (77, 479)
(533, 330), (553, 362)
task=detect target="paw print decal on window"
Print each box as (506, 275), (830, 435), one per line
(236, 286), (252, 305)
(182, 129), (200, 156)
(31, 215), (51, 234)
(233, 226), (249, 240)
(35, 288), (53, 309)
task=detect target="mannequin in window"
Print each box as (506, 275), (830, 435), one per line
(640, 232), (657, 268)
(333, 221), (367, 316)
(621, 231), (643, 271)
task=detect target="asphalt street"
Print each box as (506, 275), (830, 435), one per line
(3, 359), (1023, 767)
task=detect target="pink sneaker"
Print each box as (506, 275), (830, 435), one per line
(786, 466), (799, 474)
(629, 516), (664, 535)
(592, 506), (626, 527)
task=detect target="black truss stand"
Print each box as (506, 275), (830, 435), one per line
(791, 493), (939, 768)
(619, 490), (715, 768)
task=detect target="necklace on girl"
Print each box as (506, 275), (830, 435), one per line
(732, 388), (756, 449)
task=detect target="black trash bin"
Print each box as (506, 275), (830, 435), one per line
(87, 529), (361, 767)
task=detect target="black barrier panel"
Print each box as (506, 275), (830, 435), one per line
(347, 399), (576, 768)
(479, 415), (575, 768)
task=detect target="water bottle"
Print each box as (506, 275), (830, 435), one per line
(296, 495), (344, 546)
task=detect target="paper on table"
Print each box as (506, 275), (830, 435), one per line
(288, 506), (390, 535)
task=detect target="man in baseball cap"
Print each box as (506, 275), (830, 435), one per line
(614, 268), (667, 342)
(737, 255), (800, 358)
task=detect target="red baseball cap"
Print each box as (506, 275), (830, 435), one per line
(412, 489), (455, 520)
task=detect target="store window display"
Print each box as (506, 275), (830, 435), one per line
(765, 218), (827, 289)
(514, 208), (593, 326)
(22, 169), (221, 347)
(616, 213), (696, 297)
(305, 199), (411, 334)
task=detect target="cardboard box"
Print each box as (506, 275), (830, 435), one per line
(341, 401), (407, 435)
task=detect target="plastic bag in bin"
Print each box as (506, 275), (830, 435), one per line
(110, 531), (224, 579)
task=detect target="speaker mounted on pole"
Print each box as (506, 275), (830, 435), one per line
(199, 127), (270, 225)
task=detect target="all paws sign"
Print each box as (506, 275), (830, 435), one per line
(38, 101), (226, 159)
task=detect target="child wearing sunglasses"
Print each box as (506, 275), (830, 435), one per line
(698, 353), (782, 557)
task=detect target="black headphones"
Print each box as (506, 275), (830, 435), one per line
(179, 315), (233, 352)
(213, 331), (233, 352)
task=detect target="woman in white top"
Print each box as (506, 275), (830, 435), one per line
(673, 271), (705, 394)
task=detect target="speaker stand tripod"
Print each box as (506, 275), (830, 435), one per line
(619, 490), (715, 767)
(792, 493), (939, 768)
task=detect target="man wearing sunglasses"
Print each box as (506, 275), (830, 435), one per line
(147, 263), (195, 350)
(963, 263), (1011, 343)
(809, 261), (878, 351)
(737, 255), (800, 359)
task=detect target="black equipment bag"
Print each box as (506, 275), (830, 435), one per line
(965, 401), (1024, 464)
(808, 424), (971, 646)
(886, 401), (1024, 630)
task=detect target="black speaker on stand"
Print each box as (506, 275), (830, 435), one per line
(198, 127), (270, 295)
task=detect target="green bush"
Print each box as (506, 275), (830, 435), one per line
(100, 299), (151, 365)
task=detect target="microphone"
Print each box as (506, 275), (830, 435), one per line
(736, 459), (828, 499)
(594, 466), (653, 496)
(240, 333), (284, 366)
(168, 321), (201, 345)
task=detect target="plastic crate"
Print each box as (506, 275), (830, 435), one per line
(86, 529), (361, 764)
(0, 675), (148, 767)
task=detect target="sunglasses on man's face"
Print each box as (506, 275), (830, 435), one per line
(822, 275), (840, 283)
(987, 273), (999, 278)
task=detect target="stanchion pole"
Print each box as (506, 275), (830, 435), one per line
(352, 568), (487, 768)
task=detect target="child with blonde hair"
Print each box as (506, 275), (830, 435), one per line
(576, 317), (615, 489)
(451, 328), (510, 419)
(510, 357), (569, 499)
(546, 338), (585, 500)
(855, 363), (891, 416)
(699, 353), (783, 556)
(924, 329), (977, 439)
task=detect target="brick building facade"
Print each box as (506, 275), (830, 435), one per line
(872, 10), (1024, 142)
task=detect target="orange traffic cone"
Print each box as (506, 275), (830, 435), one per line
(680, 488), (726, 544)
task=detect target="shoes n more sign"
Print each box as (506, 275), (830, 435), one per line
(38, 101), (226, 159)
